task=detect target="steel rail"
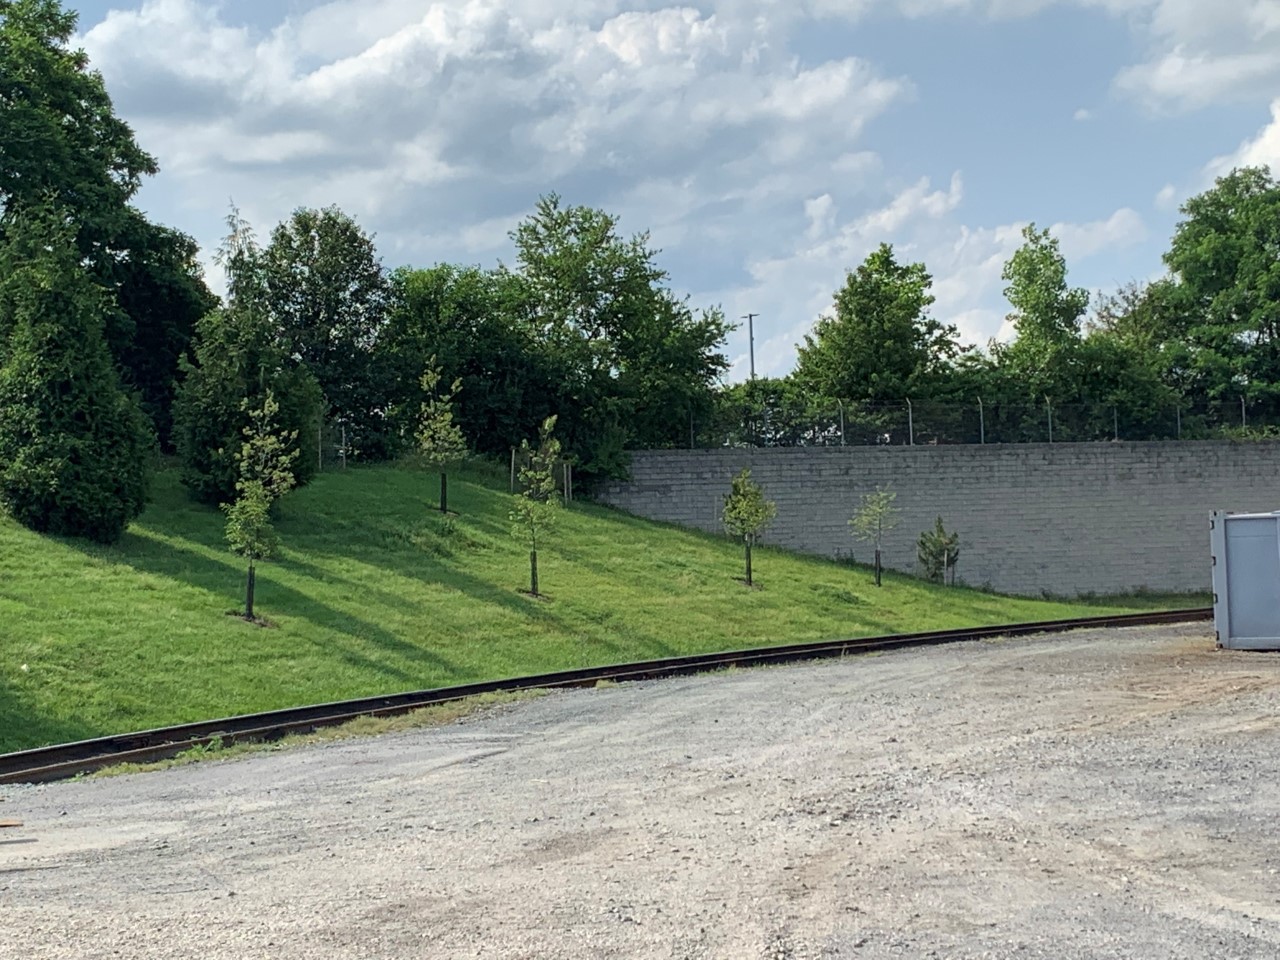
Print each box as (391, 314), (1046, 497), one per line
(0, 607), (1210, 785)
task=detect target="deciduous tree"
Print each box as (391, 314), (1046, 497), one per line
(997, 224), (1090, 398)
(794, 244), (958, 405)
(0, 0), (155, 242)
(721, 468), (777, 587)
(1163, 166), (1280, 410)
(849, 485), (899, 586)
(511, 195), (729, 481)
(510, 415), (561, 597)
(223, 390), (298, 622)
(0, 0), (215, 446)
(382, 264), (542, 458)
(262, 206), (392, 455)
(414, 357), (467, 514)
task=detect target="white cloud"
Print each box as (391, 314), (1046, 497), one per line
(1100, 0), (1280, 109)
(69, 0), (1264, 384)
(1154, 183), (1178, 210)
(1073, 107), (1093, 121)
(804, 194), (837, 239)
(843, 173), (965, 242)
(1207, 99), (1280, 176)
(791, 0), (1280, 111)
(1050, 208), (1148, 260)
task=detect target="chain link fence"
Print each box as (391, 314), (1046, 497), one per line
(686, 399), (1280, 448)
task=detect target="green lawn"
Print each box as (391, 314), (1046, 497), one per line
(0, 461), (1202, 753)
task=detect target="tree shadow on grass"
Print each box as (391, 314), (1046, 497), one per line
(140, 481), (602, 669)
(0, 675), (99, 753)
(285, 512), (690, 664)
(283, 505), (571, 627)
(86, 530), (461, 686)
(271, 552), (431, 620)
(302, 541), (571, 635)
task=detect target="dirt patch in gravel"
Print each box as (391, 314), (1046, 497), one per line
(4, 624), (1280, 959)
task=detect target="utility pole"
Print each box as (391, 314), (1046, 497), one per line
(741, 313), (758, 379)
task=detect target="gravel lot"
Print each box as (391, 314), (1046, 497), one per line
(4, 624), (1280, 959)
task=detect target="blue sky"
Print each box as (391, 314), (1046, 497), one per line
(67, 0), (1280, 380)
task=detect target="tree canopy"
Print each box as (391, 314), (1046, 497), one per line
(0, 0), (215, 447)
(795, 243), (958, 405)
(510, 194), (730, 480)
(8, 0), (1280, 555)
(173, 211), (322, 504)
(263, 206), (392, 451)
(1164, 166), (1280, 406)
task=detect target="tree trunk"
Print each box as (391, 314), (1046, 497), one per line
(440, 471), (448, 514)
(745, 540), (753, 587)
(530, 550), (539, 597)
(245, 562), (256, 620)
(874, 548), (882, 587)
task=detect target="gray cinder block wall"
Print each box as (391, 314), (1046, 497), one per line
(596, 442), (1280, 596)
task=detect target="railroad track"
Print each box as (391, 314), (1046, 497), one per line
(0, 607), (1210, 785)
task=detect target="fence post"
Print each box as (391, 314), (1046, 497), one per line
(838, 400), (845, 446)
(977, 396), (985, 445)
(689, 409), (694, 449)
(318, 421), (323, 472)
(1113, 406), (1119, 441)
(906, 398), (914, 446)
(510, 447), (516, 492)
(1242, 396), (1247, 429)
(1176, 406), (1182, 439)
(340, 425), (347, 469)
(1046, 397), (1053, 443)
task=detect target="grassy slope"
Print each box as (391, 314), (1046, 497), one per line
(0, 461), (1197, 753)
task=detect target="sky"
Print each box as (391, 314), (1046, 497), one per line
(66, 0), (1280, 380)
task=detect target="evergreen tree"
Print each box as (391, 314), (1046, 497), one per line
(917, 516), (960, 585)
(173, 209), (322, 504)
(0, 205), (153, 543)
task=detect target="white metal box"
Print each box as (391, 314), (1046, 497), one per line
(1210, 510), (1280, 650)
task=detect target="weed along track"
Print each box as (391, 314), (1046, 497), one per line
(0, 608), (1208, 785)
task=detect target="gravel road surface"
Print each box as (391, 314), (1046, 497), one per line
(3, 624), (1280, 959)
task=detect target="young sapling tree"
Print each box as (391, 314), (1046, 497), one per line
(510, 415), (561, 597)
(414, 357), (467, 514)
(223, 389), (298, 621)
(721, 468), (777, 587)
(849, 485), (900, 586)
(918, 516), (961, 585)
